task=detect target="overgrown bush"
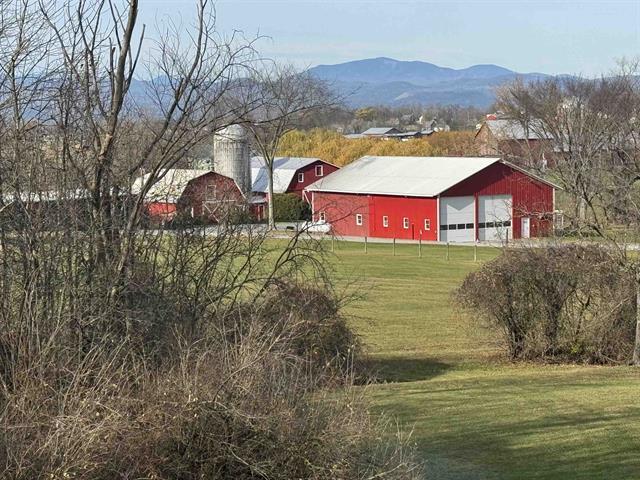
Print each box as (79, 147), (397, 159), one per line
(457, 244), (635, 363)
(0, 229), (422, 479)
(0, 1), (422, 476)
(273, 192), (310, 222)
(237, 282), (361, 376)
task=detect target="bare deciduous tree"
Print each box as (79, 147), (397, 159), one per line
(0, 2), (423, 477)
(244, 63), (339, 229)
(496, 61), (640, 364)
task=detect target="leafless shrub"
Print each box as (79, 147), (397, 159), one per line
(457, 244), (635, 363)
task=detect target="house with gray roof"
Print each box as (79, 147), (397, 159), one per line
(475, 117), (554, 168)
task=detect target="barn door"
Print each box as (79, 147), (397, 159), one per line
(478, 195), (512, 242)
(521, 217), (531, 239)
(439, 196), (475, 243)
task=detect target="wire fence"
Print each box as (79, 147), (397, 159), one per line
(325, 234), (506, 262)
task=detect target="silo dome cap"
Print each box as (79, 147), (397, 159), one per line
(215, 124), (248, 140)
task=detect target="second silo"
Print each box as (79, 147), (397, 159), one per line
(212, 124), (251, 194)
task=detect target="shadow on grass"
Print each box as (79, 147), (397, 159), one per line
(363, 355), (454, 383)
(368, 372), (640, 480)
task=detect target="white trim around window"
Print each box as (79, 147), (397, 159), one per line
(403, 217), (409, 229)
(382, 215), (389, 228)
(356, 214), (363, 226)
(297, 172), (304, 183)
(319, 211), (325, 221)
(315, 164), (324, 176)
(424, 218), (431, 231)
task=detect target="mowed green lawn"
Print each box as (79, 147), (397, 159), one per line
(328, 240), (640, 480)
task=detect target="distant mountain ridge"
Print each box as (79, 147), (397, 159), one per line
(308, 57), (550, 108)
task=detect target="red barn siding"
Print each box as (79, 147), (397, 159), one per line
(312, 192), (437, 240)
(179, 172), (245, 221)
(442, 162), (553, 238)
(146, 202), (177, 221)
(368, 196), (437, 240)
(287, 160), (339, 197)
(312, 191), (369, 236)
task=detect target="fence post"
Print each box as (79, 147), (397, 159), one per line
(393, 238), (396, 256)
(446, 241), (450, 261)
(364, 236), (368, 254)
(419, 232), (422, 258)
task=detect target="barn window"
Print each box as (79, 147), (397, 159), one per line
(424, 219), (431, 231)
(382, 216), (389, 227)
(315, 165), (324, 176)
(403, 217), (409, 229)
(466, 223), (474, 229)
(297, 172), (304, 183)
(356, 214), (363, 226)
(205, 185), (217, 200)
(319, 211), (326, 221)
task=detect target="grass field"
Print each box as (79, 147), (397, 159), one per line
(328, 240), (640, 480)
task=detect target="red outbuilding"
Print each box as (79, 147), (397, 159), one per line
(133, 169), (250, 224)
(250, 157), (339, 200)
(305, 156), (557, 242)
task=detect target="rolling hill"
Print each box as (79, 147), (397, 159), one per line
(308, 57), (549, 108)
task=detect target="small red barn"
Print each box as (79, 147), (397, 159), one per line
(305, 156), (557, 242)
(251, 157), (339, 200)
(134, 169), (248, 224)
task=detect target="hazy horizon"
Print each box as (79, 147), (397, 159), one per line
(141, 0), (639, 77)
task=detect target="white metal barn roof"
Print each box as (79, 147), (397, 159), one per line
(251, 156), (321, 194)
(305, 156), (503, 197)
(132, 169), (211, 203)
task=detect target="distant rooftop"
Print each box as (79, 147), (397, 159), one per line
(484, 119), (550, 141)
(361, 127), (402, 136)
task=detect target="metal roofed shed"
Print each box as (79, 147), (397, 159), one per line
(250, 156), (339, 197)
(305, 156), (502, 197)
(132, 169), (212, 203)
(251, 157), (320, 193)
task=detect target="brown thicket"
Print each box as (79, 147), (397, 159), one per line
(458, 244), (635, 363)
(0, 1), (422, 478)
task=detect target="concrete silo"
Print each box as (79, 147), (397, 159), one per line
(212, 124), (252, 194)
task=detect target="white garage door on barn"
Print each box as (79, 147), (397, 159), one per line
(439, 196), (475, 242)
(478, 195), (512, 241)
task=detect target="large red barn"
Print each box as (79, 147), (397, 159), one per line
(305, 156), (557, 242)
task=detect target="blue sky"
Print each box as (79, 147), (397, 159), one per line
(141, 0), (640, 75)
